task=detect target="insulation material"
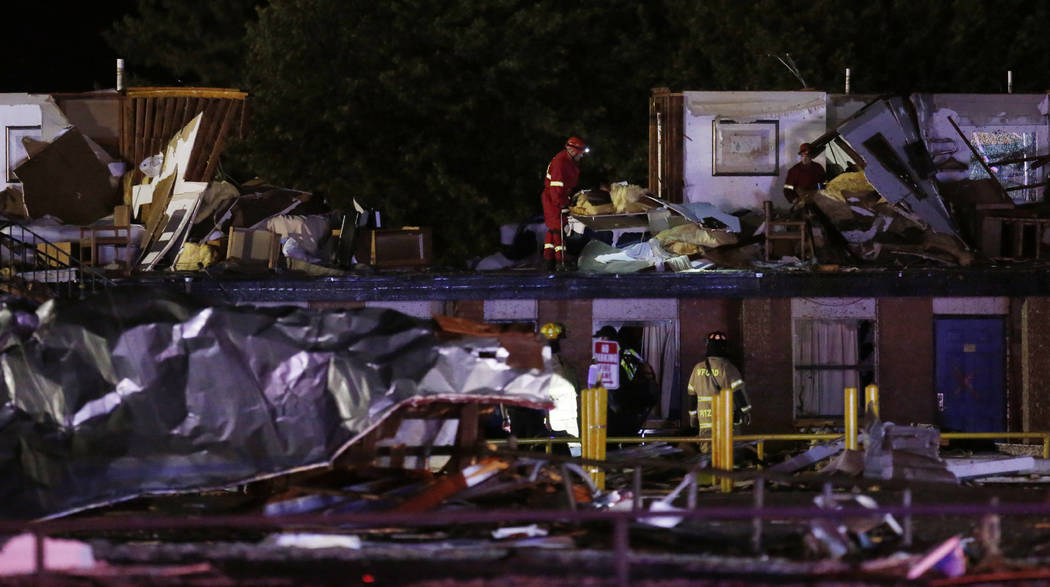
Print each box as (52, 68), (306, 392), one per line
(610, 183), (651, 213)
(173, 242), (219, 270)
(0, 288), (555, 519)
(570, 189), (615, 216)
(654, 223), (738, 255)
(822, 171), (880, 204)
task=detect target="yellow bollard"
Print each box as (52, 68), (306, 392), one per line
(864, 384), (879, 418)
(844, 387), (858, 451)
(581, 388), (590, 460)
(594, 387), (607, 489)
(720, 387), (734, 493)
(580, 387), (607, 489)
(711, 393), (722, 486)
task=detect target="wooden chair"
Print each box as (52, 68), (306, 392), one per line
(764, 201), (810, 261)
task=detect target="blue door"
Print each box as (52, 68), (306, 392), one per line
(935, 318), (1005, 432)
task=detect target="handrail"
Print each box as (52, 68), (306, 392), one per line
(495, 430), (1050, 460)
(0, 220), (117, 299)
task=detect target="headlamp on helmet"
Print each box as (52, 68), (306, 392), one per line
(541, 322), (565, 340)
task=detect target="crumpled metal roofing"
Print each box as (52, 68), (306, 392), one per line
(0, 287), (554, 519)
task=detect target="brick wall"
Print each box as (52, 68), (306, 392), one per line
(878, 298), (934, 425)
(1022, 298), (1050, 431)
(741, 298), (793, 432)
(538, 299), (593, 388)
(448, 300), (485, 322)
(678, 298), (743, 422)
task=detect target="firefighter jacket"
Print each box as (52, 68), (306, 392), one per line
(687, 355), (748, 431)
(543, 149), (580, 210)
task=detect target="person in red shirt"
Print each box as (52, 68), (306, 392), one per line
(540, 136), (588, 271)
(783, 142), (826, 205)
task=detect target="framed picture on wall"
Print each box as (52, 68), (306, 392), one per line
(712, 119), (779, 176)
(6, 125), (41, 183)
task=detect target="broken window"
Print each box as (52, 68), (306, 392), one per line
(793, 318), (876, 420)
(966, 128), (1041, 203)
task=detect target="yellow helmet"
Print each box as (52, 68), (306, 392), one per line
(540, 322), (565, 340)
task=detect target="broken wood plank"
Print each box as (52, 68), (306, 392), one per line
(946, 456), (1036, 479)
(770, 439), (844, 473)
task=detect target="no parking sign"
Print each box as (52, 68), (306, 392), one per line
(590, 339), (620, 390)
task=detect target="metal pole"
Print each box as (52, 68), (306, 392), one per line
(844, 387), (858, 451)
(720, 387), (734, 493)
(561, 464), (577, 512)
(845, 67), (851, 95)
(632, 468), (642, 511)
(1008, 70), (1013, 94)
(711, 393), (722, 486)
(752, 477), (765, 553)
(864, 384), (879, 419)
(614, 517), (630, 586)
(903, 488), (913, 547)
(34, 529), (44, 577)
(595, 387), (607, 490)
(687, 470), (697, 510)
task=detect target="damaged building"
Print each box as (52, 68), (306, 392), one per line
(6, 83), (1050, 582)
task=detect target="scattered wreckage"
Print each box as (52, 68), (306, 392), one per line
(0, 88), (411, 301)
(489, 94), (1045, 275)
(0, 291), (1046, 582)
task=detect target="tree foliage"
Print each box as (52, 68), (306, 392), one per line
(242, 0), (663, 263)
(105, 0), (263, 87)
(107, 0), (1050, 264)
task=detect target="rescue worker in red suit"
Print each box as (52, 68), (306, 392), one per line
(783, 142), (826, 205)
(541, 137), (588, 271)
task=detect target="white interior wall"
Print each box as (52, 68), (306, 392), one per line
(0, 94), (72, 191)
(366, 300), (442, 319)
(682, 91), (827, 211)
(484, 300), (538, 322)
(0, 103), (42, 191)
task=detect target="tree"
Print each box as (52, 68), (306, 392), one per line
(243, 0), (666, 264)
(107, 0), (1050, 265)
(105, 0), (263, 87)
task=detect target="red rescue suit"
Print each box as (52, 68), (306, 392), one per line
(541, 149), (580, 261)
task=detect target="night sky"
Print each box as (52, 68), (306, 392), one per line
(4, 3), (135, 93)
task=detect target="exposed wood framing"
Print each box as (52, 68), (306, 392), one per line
(648, 88), (684, 203)
(119, 87), (248, 184)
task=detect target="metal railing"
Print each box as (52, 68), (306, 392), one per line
(497, 383), (1050, 492)
(0, 221), (116, 299)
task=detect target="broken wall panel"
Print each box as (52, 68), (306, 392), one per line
(15, 128), (120, 225)
(911, 93), (1047, 204)
(835, 97), (959, 237)
(52, 91), (123, 159)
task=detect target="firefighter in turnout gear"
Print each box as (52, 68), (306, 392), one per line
(687, 331), (751, 444)
(595, 325), (657, 437)
(540, 136), (588, 272)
